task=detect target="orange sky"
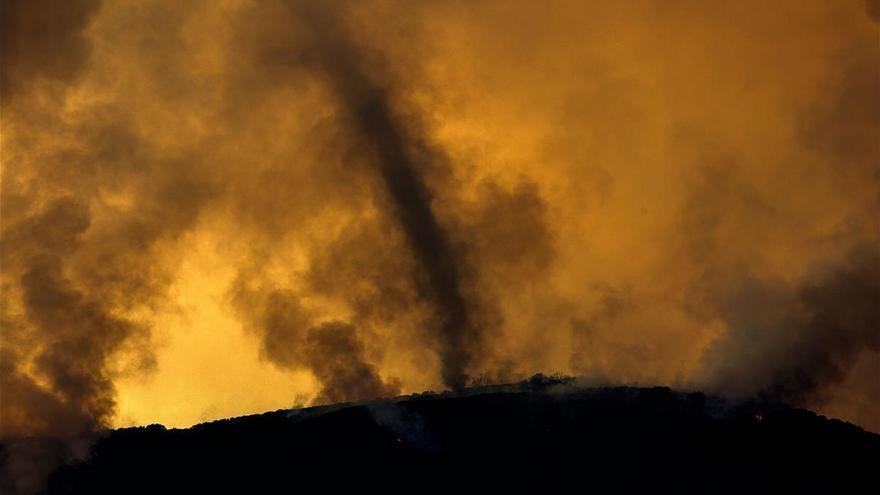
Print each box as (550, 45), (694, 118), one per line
(2, 0), (878, 434)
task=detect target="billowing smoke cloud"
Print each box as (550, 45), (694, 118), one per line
(702, 245), (880, 405)
(1, 125), (209, 440)
(671, 7), (880, 413)
(222, 2), (541, 397)
(2, 0), (879, 459)
(1, 0), (115, 438)
(1, 0), (213, 439)
(287, 2), (479, 390)
(230, 287), (399, 404)
(305, 321), (401, 404)
(2, 197), (138, 435)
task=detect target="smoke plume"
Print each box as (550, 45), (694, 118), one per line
(230, 287), (400, 404)
(287, 2), (479, 390)
(702, 245), (880, 405)
(2, 0), (879, 452)
(1, 0), (212, 438)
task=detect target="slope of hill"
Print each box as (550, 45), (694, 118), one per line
(4, 375), (879, 494)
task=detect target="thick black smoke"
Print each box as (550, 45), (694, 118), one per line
(1, 198), (141, 436)
(286, 3), (478, 390)
(230, 287), (399, 404)
(0, 197), (152, 495)
(305, 321), (400, 404)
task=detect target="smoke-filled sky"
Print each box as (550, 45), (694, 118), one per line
(1, 0), (878, 436)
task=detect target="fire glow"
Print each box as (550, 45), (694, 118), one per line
(1, 0), (879, 441)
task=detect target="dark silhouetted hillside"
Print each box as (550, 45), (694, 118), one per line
(3, 375), (878, 494)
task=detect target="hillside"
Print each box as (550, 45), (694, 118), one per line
(5, 376), (879, 494)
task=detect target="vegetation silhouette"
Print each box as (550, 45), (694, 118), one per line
(4, 375), (878, 493)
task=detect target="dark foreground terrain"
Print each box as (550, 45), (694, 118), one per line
(3, 376), (879, 494)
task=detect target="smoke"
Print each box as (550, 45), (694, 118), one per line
(287, 2), (479, 391)
(1, 0), (214, 438)
(305, 322), (400, 404)
(1, 133), (210, 439)
(2, 0), (879, 451)
(681, 7), (880, 411)
(0, 0), (101, 101)
(230, 287), (399, 404)
(702, 245), (880, 405)
(866, 0), (880, 23)
(224, 2), (546, 396)
(2, 115), (102, 436)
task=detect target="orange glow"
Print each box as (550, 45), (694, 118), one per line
(2, 0), (878, 434)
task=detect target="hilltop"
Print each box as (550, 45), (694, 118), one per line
(5, 375), (879, 494)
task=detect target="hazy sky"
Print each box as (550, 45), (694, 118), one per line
(2, 0), (878, 435)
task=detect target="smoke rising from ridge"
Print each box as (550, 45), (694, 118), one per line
(284, 2), (479, 390)
(701, 245), (880, 404)
(1, 0), (879, 446)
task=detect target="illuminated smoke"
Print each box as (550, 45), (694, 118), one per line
(1, 0), (879, 445)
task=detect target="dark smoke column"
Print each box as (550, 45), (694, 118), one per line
(293, 5), (476, 390)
